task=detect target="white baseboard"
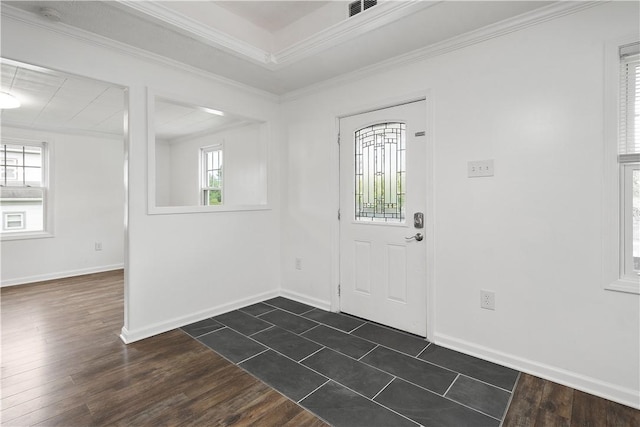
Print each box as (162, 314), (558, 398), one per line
(1, 264), (124, 287)
(119, 289), (330, 344)
(120, 289), (280, 344)
(434, 332), (640, 410)
(279, 289), (331, 311)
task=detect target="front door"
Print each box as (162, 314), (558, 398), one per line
(339, 100), (427, 336)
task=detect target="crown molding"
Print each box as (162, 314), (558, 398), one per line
(114, 1), (272, 66)
(117, 0), (438, 69)
(0, 5), (280, 102)
(282, 0), (603, 101)
(2, 120), (124, 140)
(272, 1), (438, 68)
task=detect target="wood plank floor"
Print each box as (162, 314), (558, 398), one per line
(503, 373), (639, 427)
(1, 270), (328, 426)
(1, 270), (638, 426)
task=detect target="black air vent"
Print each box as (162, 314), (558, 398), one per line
(349, 0), (377, 17)
(349, 0), (361, 17)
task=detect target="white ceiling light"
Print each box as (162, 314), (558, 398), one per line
(0, 92), (21, 109)
(202, 107), (225, 116)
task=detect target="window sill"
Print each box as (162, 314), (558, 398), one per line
(605, 278), (640, 295)
(1, 231), (54, 242)
(148, 204), (271, 215)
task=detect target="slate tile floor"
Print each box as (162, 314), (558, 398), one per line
(180, 297), (520, 427)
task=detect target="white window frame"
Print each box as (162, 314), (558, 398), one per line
(0, 139), (54, 241)
(620, 163), (639, 281)
(200, 144), (224, 206)
(1, 158), (18, 181)
(604, 38), (640, 294)
(3, 212), (25, 230)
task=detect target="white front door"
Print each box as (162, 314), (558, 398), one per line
(339, 100), (427, 336)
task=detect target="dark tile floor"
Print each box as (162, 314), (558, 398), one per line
(180, 297), (520, 427)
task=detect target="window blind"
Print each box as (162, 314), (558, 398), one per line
(619, 42), (640, 162)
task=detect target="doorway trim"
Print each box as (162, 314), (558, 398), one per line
(330, 90), (436, 342)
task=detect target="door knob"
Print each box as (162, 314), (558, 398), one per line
(405, 233), (423, 241)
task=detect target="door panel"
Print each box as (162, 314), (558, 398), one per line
(339, 100), (427, 336)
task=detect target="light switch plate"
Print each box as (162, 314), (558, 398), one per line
(468, 159), (494, 177)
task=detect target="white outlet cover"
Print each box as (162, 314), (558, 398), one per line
(468, 159), (494, 178)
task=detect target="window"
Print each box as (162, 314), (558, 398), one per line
(3, 212), (25, 230)
(201, 145), (223, 206)
(0, 141), (49, 237)
(617, 42), (640, 287)
(354, 123), (405, 222)
(1, 158), (18, 180)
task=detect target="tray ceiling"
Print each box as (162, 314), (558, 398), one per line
(3, 1), (561, 95)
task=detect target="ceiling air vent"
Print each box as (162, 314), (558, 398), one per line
(349, 0), (377, 17)
(363, 0), (377, 11)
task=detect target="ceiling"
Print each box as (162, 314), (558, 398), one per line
(1, 1), (565, 136)
(3, 1), (558, 94)
(215, 1), (330, 32)
(0, 60), (125, 136)
(155, 98), (252, 141)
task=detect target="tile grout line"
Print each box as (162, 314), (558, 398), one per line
(371, 376), (397, 401)
(261, 300), (316, 318)
(416, 342), (431, 358)
(357, 344), (379, 361)
(348, 316), (427, 339)
(295, 372), (421, 427)
(298, 346), (326, 364)
(219, 324), (419, 426)
(442, 373), (460, 396)
(254, 307), (278, 317)
(456, 372), (516, 394)
(301, 323), (321, 335)
(499, 372), (522, 427)
(296, 379), (331, 404)
(305, 319), (361, 335)
(248, 325), (275, 337)
(237, 348), (270, 365)
(193, 299), (515, 424)
(193, 325), (228, 339)
(347, 321), (368, 334)
(390, 373), (505, 422)
(299, 307), (317, 316)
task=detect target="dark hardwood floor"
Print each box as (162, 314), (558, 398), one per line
(503, 373), (639, 427)
(1, 270), (327, 426)
(1, 270), (638, 426)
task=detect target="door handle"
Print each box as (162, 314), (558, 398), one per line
(405, 233), (423, 242)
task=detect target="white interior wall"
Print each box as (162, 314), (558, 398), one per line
(154, 138), (171, 206)
(1, 13), (282, 342)
(2, 0), (638, 410)
(0, 127), (124, 285)
(162, 123), (266, 207)
(280, 2), (639, 408)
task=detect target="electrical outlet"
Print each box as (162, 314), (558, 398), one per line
(295, 258), (302, 270)
(95, 242), (103, 251)
(480, 290), (495, 310)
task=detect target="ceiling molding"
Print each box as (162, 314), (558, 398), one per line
(164, 120), (254, 145)
(281, 0), (603, 102)
(272, 1), (438, 68)
(114, 1), (272, 66)
(0, 5), (280, 102)
(117, 0), (438, 69)
(2, 121), (124, 140)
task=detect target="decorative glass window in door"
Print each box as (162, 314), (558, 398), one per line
(354, 122), (405, 222)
